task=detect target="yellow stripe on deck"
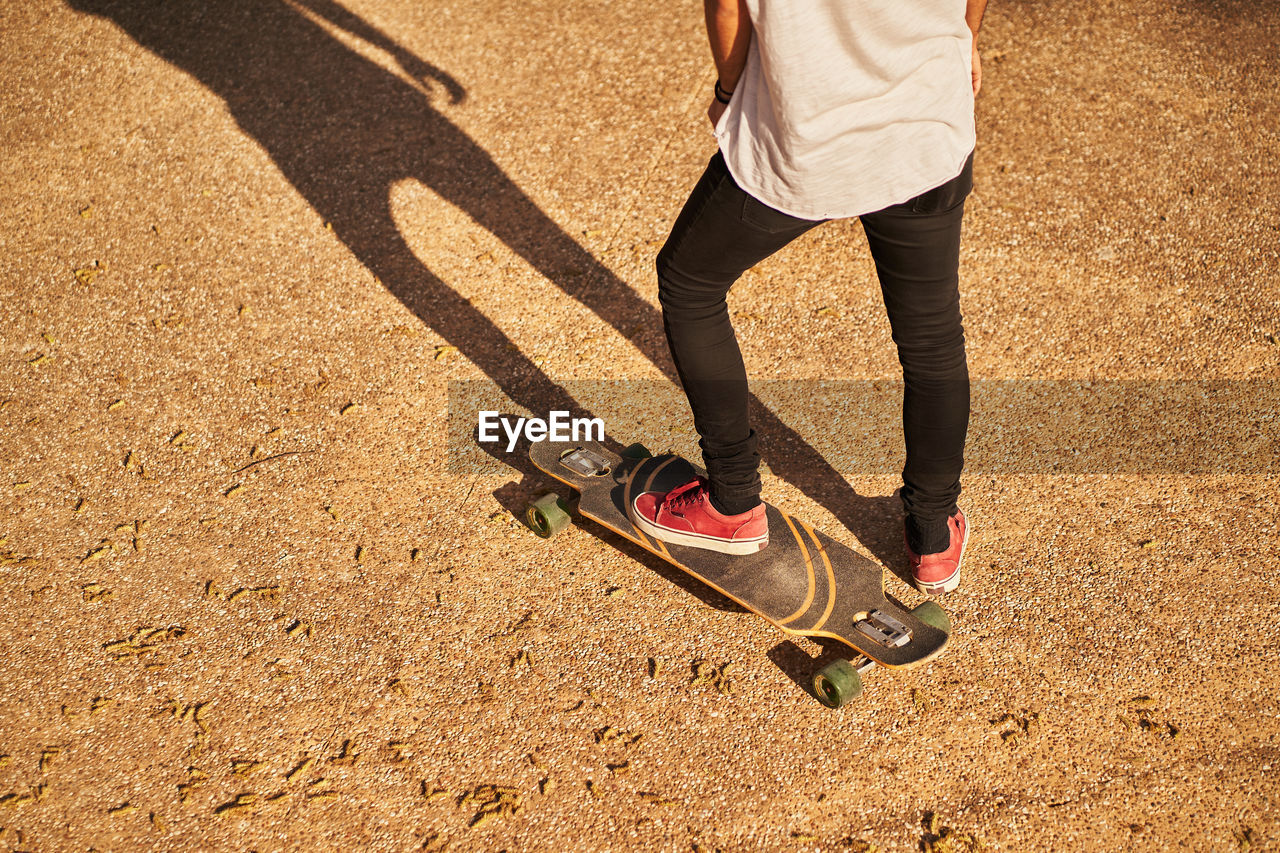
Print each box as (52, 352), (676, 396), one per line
(778, 512), (817, 625)
(802, 522), (838, 632)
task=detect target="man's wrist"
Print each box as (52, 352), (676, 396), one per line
(714, 78), (734, 104)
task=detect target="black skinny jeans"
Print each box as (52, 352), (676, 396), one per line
(656, 150), (973, 555)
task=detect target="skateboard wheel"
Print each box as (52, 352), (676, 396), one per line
(812, 659), (863, 709)
(526, 493), (571, 539)
(911, 601), (951, 633)
(620, 442), (652, 459)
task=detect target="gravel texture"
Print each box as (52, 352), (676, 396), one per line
(1, 0), (1277, 850)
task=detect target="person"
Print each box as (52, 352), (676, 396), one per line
(633, 0), (988, 595)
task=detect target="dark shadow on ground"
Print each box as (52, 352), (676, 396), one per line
(766, 640), (824, 700)
(766, 638), (865, 704)
(66, 0), (906, 571)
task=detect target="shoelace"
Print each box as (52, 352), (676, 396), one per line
(664, 483), (704, 511)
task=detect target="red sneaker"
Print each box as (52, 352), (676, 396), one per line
(632, 478), (768, 555)
(905, 509), (968, 595)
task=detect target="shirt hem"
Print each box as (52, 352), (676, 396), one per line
(716, 138), (976, 221)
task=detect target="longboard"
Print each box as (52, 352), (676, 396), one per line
(526, 438), (949, 707)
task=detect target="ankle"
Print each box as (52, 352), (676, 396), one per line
(906, 516), (951, 555)
(708, 490), (760, 517)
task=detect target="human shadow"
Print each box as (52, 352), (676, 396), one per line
(67, 0), (904, 573)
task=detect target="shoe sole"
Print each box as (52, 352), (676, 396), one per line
(914, 513), (970, 596)
(631, 496), (767, 556)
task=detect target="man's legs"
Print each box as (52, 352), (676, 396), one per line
(859, 153), (974, 561)
(655, 151), (822, 515)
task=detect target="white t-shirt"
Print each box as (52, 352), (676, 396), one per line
(715, 0), (977, 220)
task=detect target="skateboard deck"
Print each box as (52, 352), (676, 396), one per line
(527, 438), (949, 698)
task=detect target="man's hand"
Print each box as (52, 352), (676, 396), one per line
(397, 51), (467, 104)
(708, 97), (727, 130)
(971, 38), (982, 96)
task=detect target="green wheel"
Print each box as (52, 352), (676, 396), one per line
(812, 659), (864, 709)
(620, 442), (652, 459)
(911, 600), (952, 633)
(526, 493), (571, 539)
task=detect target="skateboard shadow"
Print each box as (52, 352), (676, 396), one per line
(67, 0), (911, 576)
(767, 640), (838, 701)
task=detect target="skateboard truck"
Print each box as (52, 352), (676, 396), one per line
(854, 609), (912, 648)
(558, 446), (612, 478)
